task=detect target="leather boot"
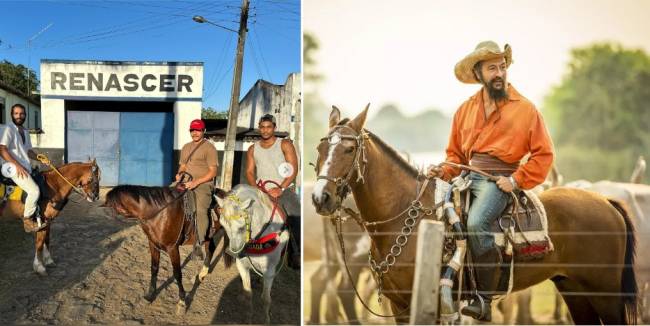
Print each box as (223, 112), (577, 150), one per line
(22, 210), (47, 233)
(461, 247), (502, 321)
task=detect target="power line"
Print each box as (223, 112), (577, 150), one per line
(251, 25), (272, 81)
(247, 37), (265, 81)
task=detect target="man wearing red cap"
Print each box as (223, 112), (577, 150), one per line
(176, 119), (218, 258)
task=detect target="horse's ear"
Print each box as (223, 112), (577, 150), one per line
(214, 188), (227, 199)
(329, 105), (341, 129)
(215, 196), (225, 208)
(241, 198), (253, 209)
(349, 103), (370, 132)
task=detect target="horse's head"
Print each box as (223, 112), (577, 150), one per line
(80, 158), (101, 202)
(101, 185), (154, 219)
(312, 104), (370, 215)
(215, 187), (256, 254)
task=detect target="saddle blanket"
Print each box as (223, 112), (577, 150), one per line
(0, 184), (27, 202)
(490, 189), (554, 261)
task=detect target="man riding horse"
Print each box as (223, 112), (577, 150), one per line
(245, 114), (300, 269)
(427, 41), (555, 321)
(175, 119), (218, 259)
(0, 103), (50, 232)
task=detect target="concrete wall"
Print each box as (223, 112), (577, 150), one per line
(237, 73), (301, 133)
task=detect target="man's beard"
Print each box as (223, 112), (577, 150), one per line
(485, 77), (508, 101)
(12, 117), (24, 126)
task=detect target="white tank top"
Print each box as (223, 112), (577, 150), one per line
(253, 138), (287, 188)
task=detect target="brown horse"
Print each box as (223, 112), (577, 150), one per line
(1, 159), (100, 276)
(103, 185), (232, 312)
(312, 105), (638, 324)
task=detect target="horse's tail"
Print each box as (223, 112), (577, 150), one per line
(221, 233), (233, 269)
(608, 198), (638, 324)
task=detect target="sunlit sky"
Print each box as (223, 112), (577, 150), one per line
(304, 0), (650, 117)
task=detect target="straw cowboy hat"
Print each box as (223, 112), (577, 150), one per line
(454, 41), (513, 84)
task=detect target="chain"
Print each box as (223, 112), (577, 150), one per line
(367, 200), (436, 302)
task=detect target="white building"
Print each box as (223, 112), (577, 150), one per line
(39, 60), (203, 186)
(0, 81), (42, 144)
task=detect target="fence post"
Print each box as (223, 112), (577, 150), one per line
(409, 220), (445, 324)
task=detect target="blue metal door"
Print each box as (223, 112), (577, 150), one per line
(67, 111), (120, 186)
(118, 112), (173, 186)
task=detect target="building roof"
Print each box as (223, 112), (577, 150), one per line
(0, 80), (40, 106)
(204, 118), (288, 140)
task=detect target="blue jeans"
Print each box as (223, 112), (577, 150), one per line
(466, 172), (510, 257)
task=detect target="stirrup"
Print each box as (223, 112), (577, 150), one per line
(23, 216), (48, 233)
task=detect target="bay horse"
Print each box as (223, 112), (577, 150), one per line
(0, 159), (100, 276)
(311, 105), (638, 324)
(103, 184), (232, 312)
(215, 184), (289, 324)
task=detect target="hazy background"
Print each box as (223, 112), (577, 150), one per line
(303, 0), (650, 183)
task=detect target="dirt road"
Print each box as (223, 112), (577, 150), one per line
(0, 191), (300, 324)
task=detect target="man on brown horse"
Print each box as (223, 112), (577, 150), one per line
(427, 41), (555, 321)
(245, 114), (300, 268)
(175, 119), (218, 259)
(0, 103), (50, 233)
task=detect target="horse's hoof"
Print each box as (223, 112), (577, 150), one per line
(45, 261), (56, 267)
(198, 267), (209, 282)
(176, 300), (187, 315)
(143, 294), (155, 303)
(34, 266), (48, 276)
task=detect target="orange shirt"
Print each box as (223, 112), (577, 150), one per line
(441, 84), (554, 190)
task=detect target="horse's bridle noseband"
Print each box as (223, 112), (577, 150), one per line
(316, 125), (368, 204)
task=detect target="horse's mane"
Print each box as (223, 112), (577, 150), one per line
(105, 185), (175, 208)
(231, 184), (273, 209)
(365, 129), (420, 179)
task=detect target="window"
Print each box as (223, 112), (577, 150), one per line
(0, 97), (5, 124)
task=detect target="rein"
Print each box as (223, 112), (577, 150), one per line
(316, 126), (444, 318)
(38, 154), (93, 200)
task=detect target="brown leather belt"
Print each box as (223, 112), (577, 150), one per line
(469, 153), (519, 175)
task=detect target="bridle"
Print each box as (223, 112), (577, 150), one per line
(316, 125), (368, 206)
(39, 154), (101, 202)
(315, 125), (441, 318)
(221, 194), (253, 255)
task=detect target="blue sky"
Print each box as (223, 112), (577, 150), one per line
(0, 0), (300, 111)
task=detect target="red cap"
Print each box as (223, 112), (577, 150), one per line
(189, 119), (205, 130)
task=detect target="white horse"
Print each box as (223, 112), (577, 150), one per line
(215, 184), (289, 324)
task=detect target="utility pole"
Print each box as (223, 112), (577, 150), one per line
(220, 0), (249, 190)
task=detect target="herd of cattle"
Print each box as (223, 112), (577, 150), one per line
(305, 156), (649, 324)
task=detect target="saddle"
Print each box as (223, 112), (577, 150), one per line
(453, 174), (554, 262)
(0, 170), (47, 205)
(445, 173), (554, 296)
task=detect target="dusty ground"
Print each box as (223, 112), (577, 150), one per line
(0, 190), (300, 325)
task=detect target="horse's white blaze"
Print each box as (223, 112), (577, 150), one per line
(43, 244), (55, 265)
(313, 142), (339, 201)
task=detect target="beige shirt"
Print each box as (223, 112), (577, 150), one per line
(179, 139), (218, 180)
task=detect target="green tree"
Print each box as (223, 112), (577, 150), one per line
(543, 43), (650, 181)
(0, 60), (39, 99)
(303, 32), (328, 181)
(202, 107), (228, 119)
